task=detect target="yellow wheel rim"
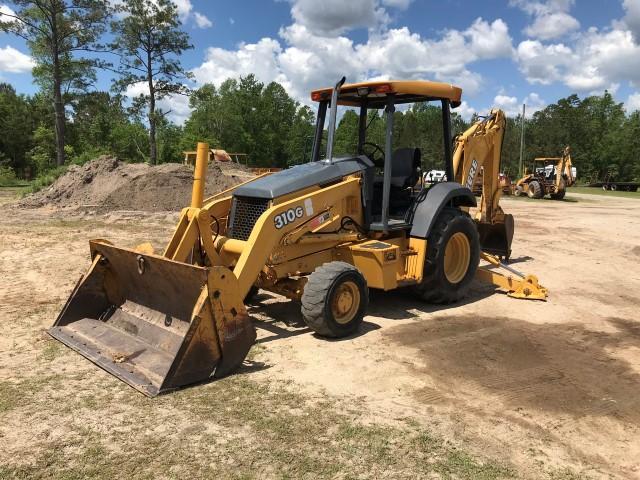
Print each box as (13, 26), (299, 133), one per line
(331, 280), (361, 325)
(443, 232), (471, 284)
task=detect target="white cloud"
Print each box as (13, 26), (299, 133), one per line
(464, 18), (514, 59)
(171, 0), (192, 20)
(381, 0), (413, 9)
(511, 0), (580, 40)
(0, 4), (16, 18)
(626, 92), (640, 112)
(623, 0), (640, 40)
(515, 40), (573, 84)
(290, 0), (383, 36)
(193, 38), (288, 90)
(524, 11), (580, 40)
(192, 16), (514, 106)
(517, 24), (640, 92)
(492, 92), (545, 117)
(193, 11), (212, 29)
(0, 45), (35, 73)
(455, 101), (477, 121)
(288, 0), (418, 36)
(494, 94), (519, 114)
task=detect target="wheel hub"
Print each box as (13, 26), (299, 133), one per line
(443, 232), (471, 284)
(331, 281), (360, 324)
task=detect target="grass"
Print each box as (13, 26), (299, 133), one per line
(0, 371), (518, 480)
(568, 186), (640, 198)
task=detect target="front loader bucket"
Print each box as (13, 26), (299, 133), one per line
(477, 213), (514, 260)
(49, 240), (256, 396)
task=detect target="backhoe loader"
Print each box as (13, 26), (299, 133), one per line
(50, 78), (547, 396)
(515, 146), (575, 200)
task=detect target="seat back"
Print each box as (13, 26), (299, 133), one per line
(391, 148), (421, 188)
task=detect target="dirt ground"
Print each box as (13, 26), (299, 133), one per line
(1, 188), (639, 479)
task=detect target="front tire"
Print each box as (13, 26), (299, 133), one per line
(301, 262), (369, 338)
(527, 180), (543, 199)
(413, 208), (480, 304)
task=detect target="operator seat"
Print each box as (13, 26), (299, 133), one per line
(390, 148), (421, 189)
(372, 147), (421, 217)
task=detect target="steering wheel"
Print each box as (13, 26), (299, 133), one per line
(362, 142), (385, 166)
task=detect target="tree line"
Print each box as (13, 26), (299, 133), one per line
(0, 1), (638, 184)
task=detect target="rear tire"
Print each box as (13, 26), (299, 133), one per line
(413, 208), (480, 304)
(527, 180), (543, 199)
(301, 262), (368, 338)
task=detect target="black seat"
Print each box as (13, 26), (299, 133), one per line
(390, 148), (421, 189)
(371, 148), (421, 219)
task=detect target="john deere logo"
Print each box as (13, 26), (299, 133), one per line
(466, 158), (478, 189)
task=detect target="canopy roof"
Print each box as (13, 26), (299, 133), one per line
(310, 80), (463, 108)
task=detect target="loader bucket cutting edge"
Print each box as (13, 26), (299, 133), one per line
(477, 213), (514, 260)
(48, 240), (256, 397)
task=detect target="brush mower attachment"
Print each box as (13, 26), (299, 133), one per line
(477, 213), (514, 260)
(49, 240), (256, 396)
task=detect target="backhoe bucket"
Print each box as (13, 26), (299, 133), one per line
(477, 213), (514, 260)
(49, 240), (256, 397)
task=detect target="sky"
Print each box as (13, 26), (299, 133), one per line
(1, 0), (640, 123)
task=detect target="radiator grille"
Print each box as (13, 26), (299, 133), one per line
(229, 196), (270, 241)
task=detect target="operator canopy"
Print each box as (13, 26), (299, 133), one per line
(310, 80), (463, 108)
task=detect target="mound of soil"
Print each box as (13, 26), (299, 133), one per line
(19, 156), (248, 212)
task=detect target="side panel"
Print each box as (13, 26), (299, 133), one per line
(409, 182), (476, 239)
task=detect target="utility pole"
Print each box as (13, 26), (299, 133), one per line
(518, 103), (526, 177)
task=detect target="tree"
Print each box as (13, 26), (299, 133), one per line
(286, 105), (315, 165)
(0, 0), (109, 167)
(110, 0), (192, 164)
(0, 84), (36, 176)
(334, 109), (359, 156)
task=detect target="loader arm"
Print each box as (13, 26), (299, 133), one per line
(221, 177), (364, 298)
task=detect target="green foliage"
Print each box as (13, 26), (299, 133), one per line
(25, 165), (68, 194)
(525, 91), (638, 182)
(0, 165), (19, 186)
(332, 103), (467, 172)
(68, 91), (148, 163)
(110, 0), (193, 164)
(185, 75), (308, 167)
(0, 83), (37, 177)
(27, 124), (56, 174)
(286, 105), (315, 165)
(0, 0), (110, 166)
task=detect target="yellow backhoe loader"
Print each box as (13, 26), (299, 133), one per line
(515, 146), (575, 200)
(50, 78), (547, 396)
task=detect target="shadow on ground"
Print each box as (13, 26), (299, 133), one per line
(386, 314), (640, 421)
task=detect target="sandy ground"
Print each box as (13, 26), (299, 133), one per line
(1, 189), (639, 478)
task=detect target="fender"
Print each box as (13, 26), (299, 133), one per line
(409, 182), (476, 238)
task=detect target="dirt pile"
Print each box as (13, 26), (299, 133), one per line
(19, 156), (249, 211)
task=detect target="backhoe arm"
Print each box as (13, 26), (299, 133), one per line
(451, 109), (514, 259)
(452, 108), (506, 224)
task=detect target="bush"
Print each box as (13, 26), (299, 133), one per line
(24, 166), (68, 194)
(70, 147), (112, 166)
(0, 165), (20, 186)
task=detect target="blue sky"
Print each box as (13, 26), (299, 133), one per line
(1, 0), (639, 121)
